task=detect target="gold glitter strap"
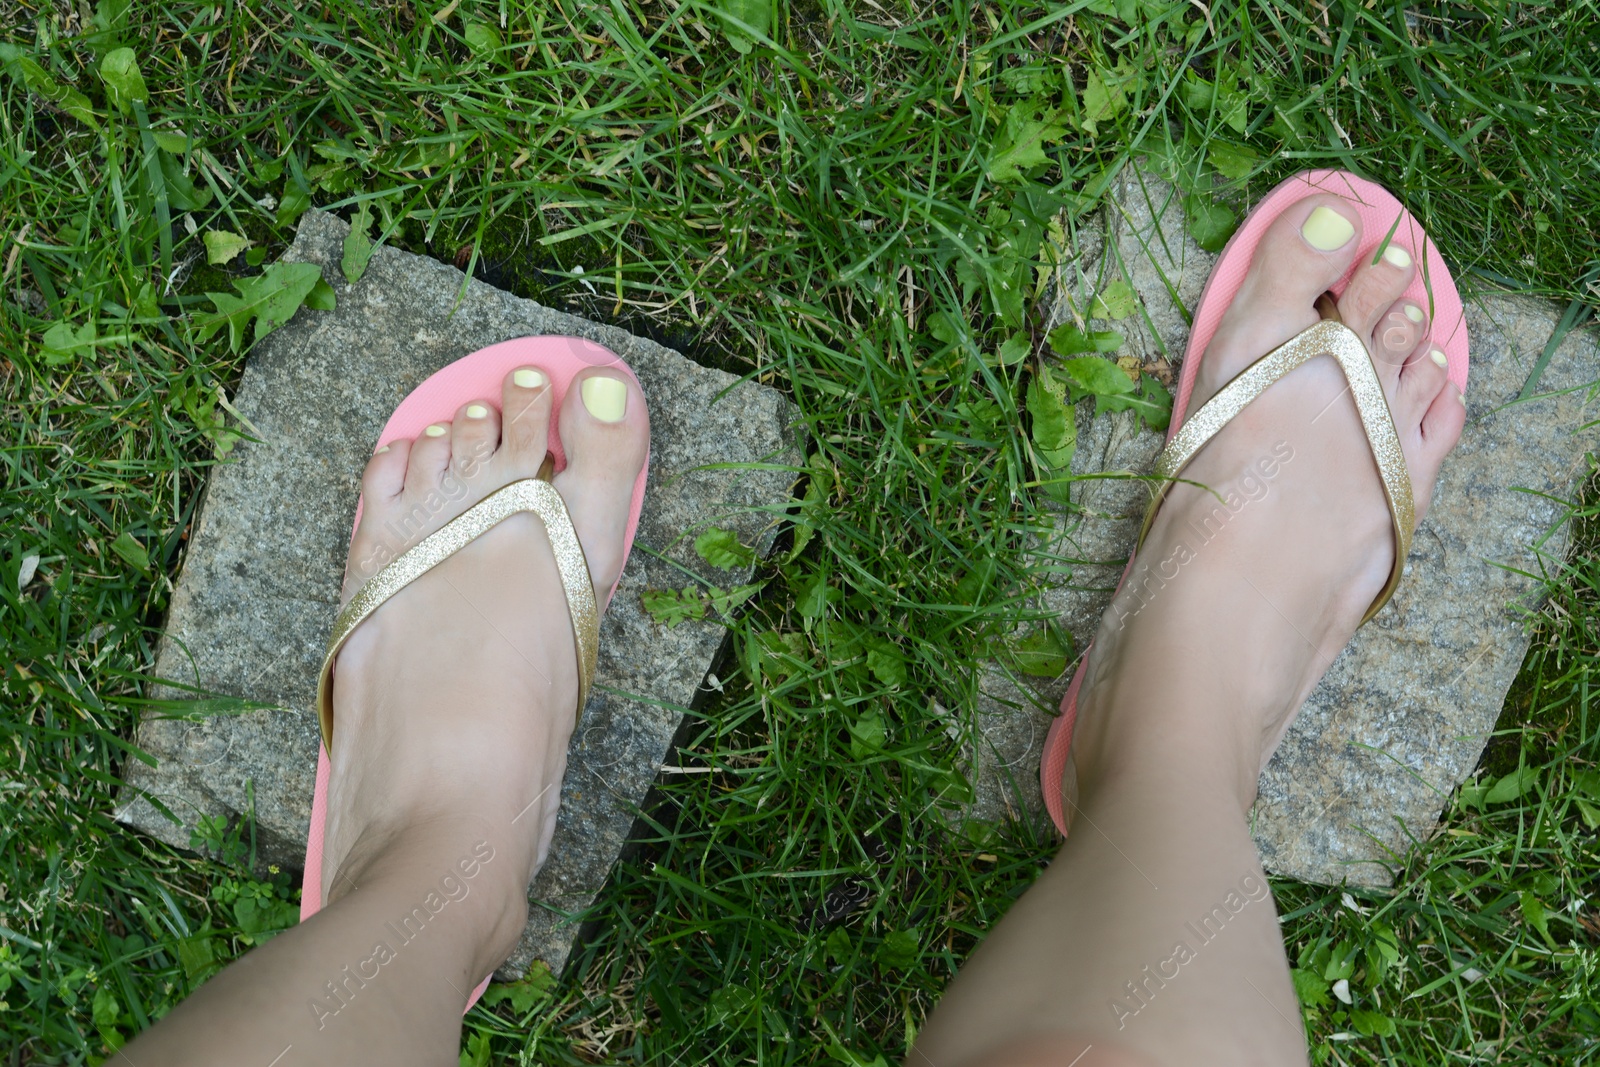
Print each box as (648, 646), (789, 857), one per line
(316, 476), (599, 751)
(1140, 310), (1415, 625)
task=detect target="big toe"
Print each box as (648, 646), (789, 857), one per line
(1249, 196), (1365, 309)
(1197, 195), (1364, 403)
(550, 369), (651, 606)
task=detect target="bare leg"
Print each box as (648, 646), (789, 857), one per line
(913, 195), (1466, 1066)
(122, 366), (650, 1065)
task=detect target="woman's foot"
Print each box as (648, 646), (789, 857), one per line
(318, 365), (649, 968)
(1066, 194), (1467, 812)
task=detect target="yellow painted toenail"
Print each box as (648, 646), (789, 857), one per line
(1458, 388), (1467, 406)
(513, 368), (547, 389)
(1430, 348), (1448, 368)
(424, 424), (448, 437)
(466, 404), (489, 419)
(1403, 304), (1424, 323)
(375, 445), (390, 454)
(1383, 244), (1413, 269)
(1302, 206), (1355, 251)
(581, 376), (627, 422)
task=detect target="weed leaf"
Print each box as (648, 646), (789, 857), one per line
(708, 581), (764, 617)
(305, 279), (337, 311)
(1184, 194), (1237, 253)
(707, 984), (758, 1027)
(1012, 625), (1071, 677)
(109, 531), (148, 571)
(98, 47), (148, 114)
(1079, 67), (1127, 136)
(995, 333), (1031, 366)
(714, 0), (770, 54)
(866, 645), (907, 688)
(1047, 323), (1123, 356)
(876, 929), (919, 969)
(1099, 377), (1172, 431)
(197, 262), (324, 351)
(695, 527), (755, 570)
(1090, 280), (1138, 320)
(987, 101), (1067, 183)
(642, 587), (706, 628)
(1208, 142), (1258, 181)
(463, 22), (503, 56)
(204, 230), (251, 266)
(1026, 368), (1075, 470)
(1059, 355), (1135, 399)
(41, 321), (97, 365)
(156, 149), (211, 211)
(848, 710), (887, 759)
(0, 46), (99, 128)
(1484, 765), (1538, 805)
(342, 203), (375, 285)
(1291, 967), (1330, 1008)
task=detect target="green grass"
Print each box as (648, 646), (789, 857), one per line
(2, 0), (1598, 1062)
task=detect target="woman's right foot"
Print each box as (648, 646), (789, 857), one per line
(1064, 193), (1467, 813)
(915, 191), (1469, 1067)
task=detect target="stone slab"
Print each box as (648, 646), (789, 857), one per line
(969, 169), (1599, 885)
(115, 210), (802, 977)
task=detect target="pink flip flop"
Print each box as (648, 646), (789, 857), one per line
(1039, 169), (1469, 837)
(300, 336), (650, 1010)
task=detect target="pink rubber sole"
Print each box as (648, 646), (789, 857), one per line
(1038, 169), (1470, 837)
(300, 335), (651, 1011)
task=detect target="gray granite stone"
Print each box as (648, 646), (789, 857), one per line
(115, 210), (801, 977)
(971, 169), (1600, 885)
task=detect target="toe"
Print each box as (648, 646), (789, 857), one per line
(550, 368), (651, 603)
(1195, 195), (1364, 404)
(344, 440), (414, 597)
(1397, 341), (1451, 420)
(1369, 298), (1427, 380)
(1231, 195), (1364, 331)
(404, 420), (454, 495)
(450, 399), (501, 483)
(1421, 379), (1468, 451)
(1337, 239), (1415, 339)
(361, 439), (411, 503)
(500, 367), (554, 479)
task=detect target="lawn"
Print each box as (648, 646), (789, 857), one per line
(2, 0), (1598, 1063)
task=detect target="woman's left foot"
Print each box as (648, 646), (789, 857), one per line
(318, 365), (650, 963)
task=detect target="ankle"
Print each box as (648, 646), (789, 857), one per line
(1071, 674), (1266, 817)
(329, 814), (533, 974)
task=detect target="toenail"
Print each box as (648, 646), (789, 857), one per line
(1430, 349), (1448, 368)
(425, 424), (448, 437)
(513, 368), (547, 389)
(1403, 304), (1424, 323)
(1302, 206), (1355, 251)
(375, 445), (390, 454)
(466, 404), (489, 419)
(581, 376), (627, 422)
(1382, 244), (1413, 269)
